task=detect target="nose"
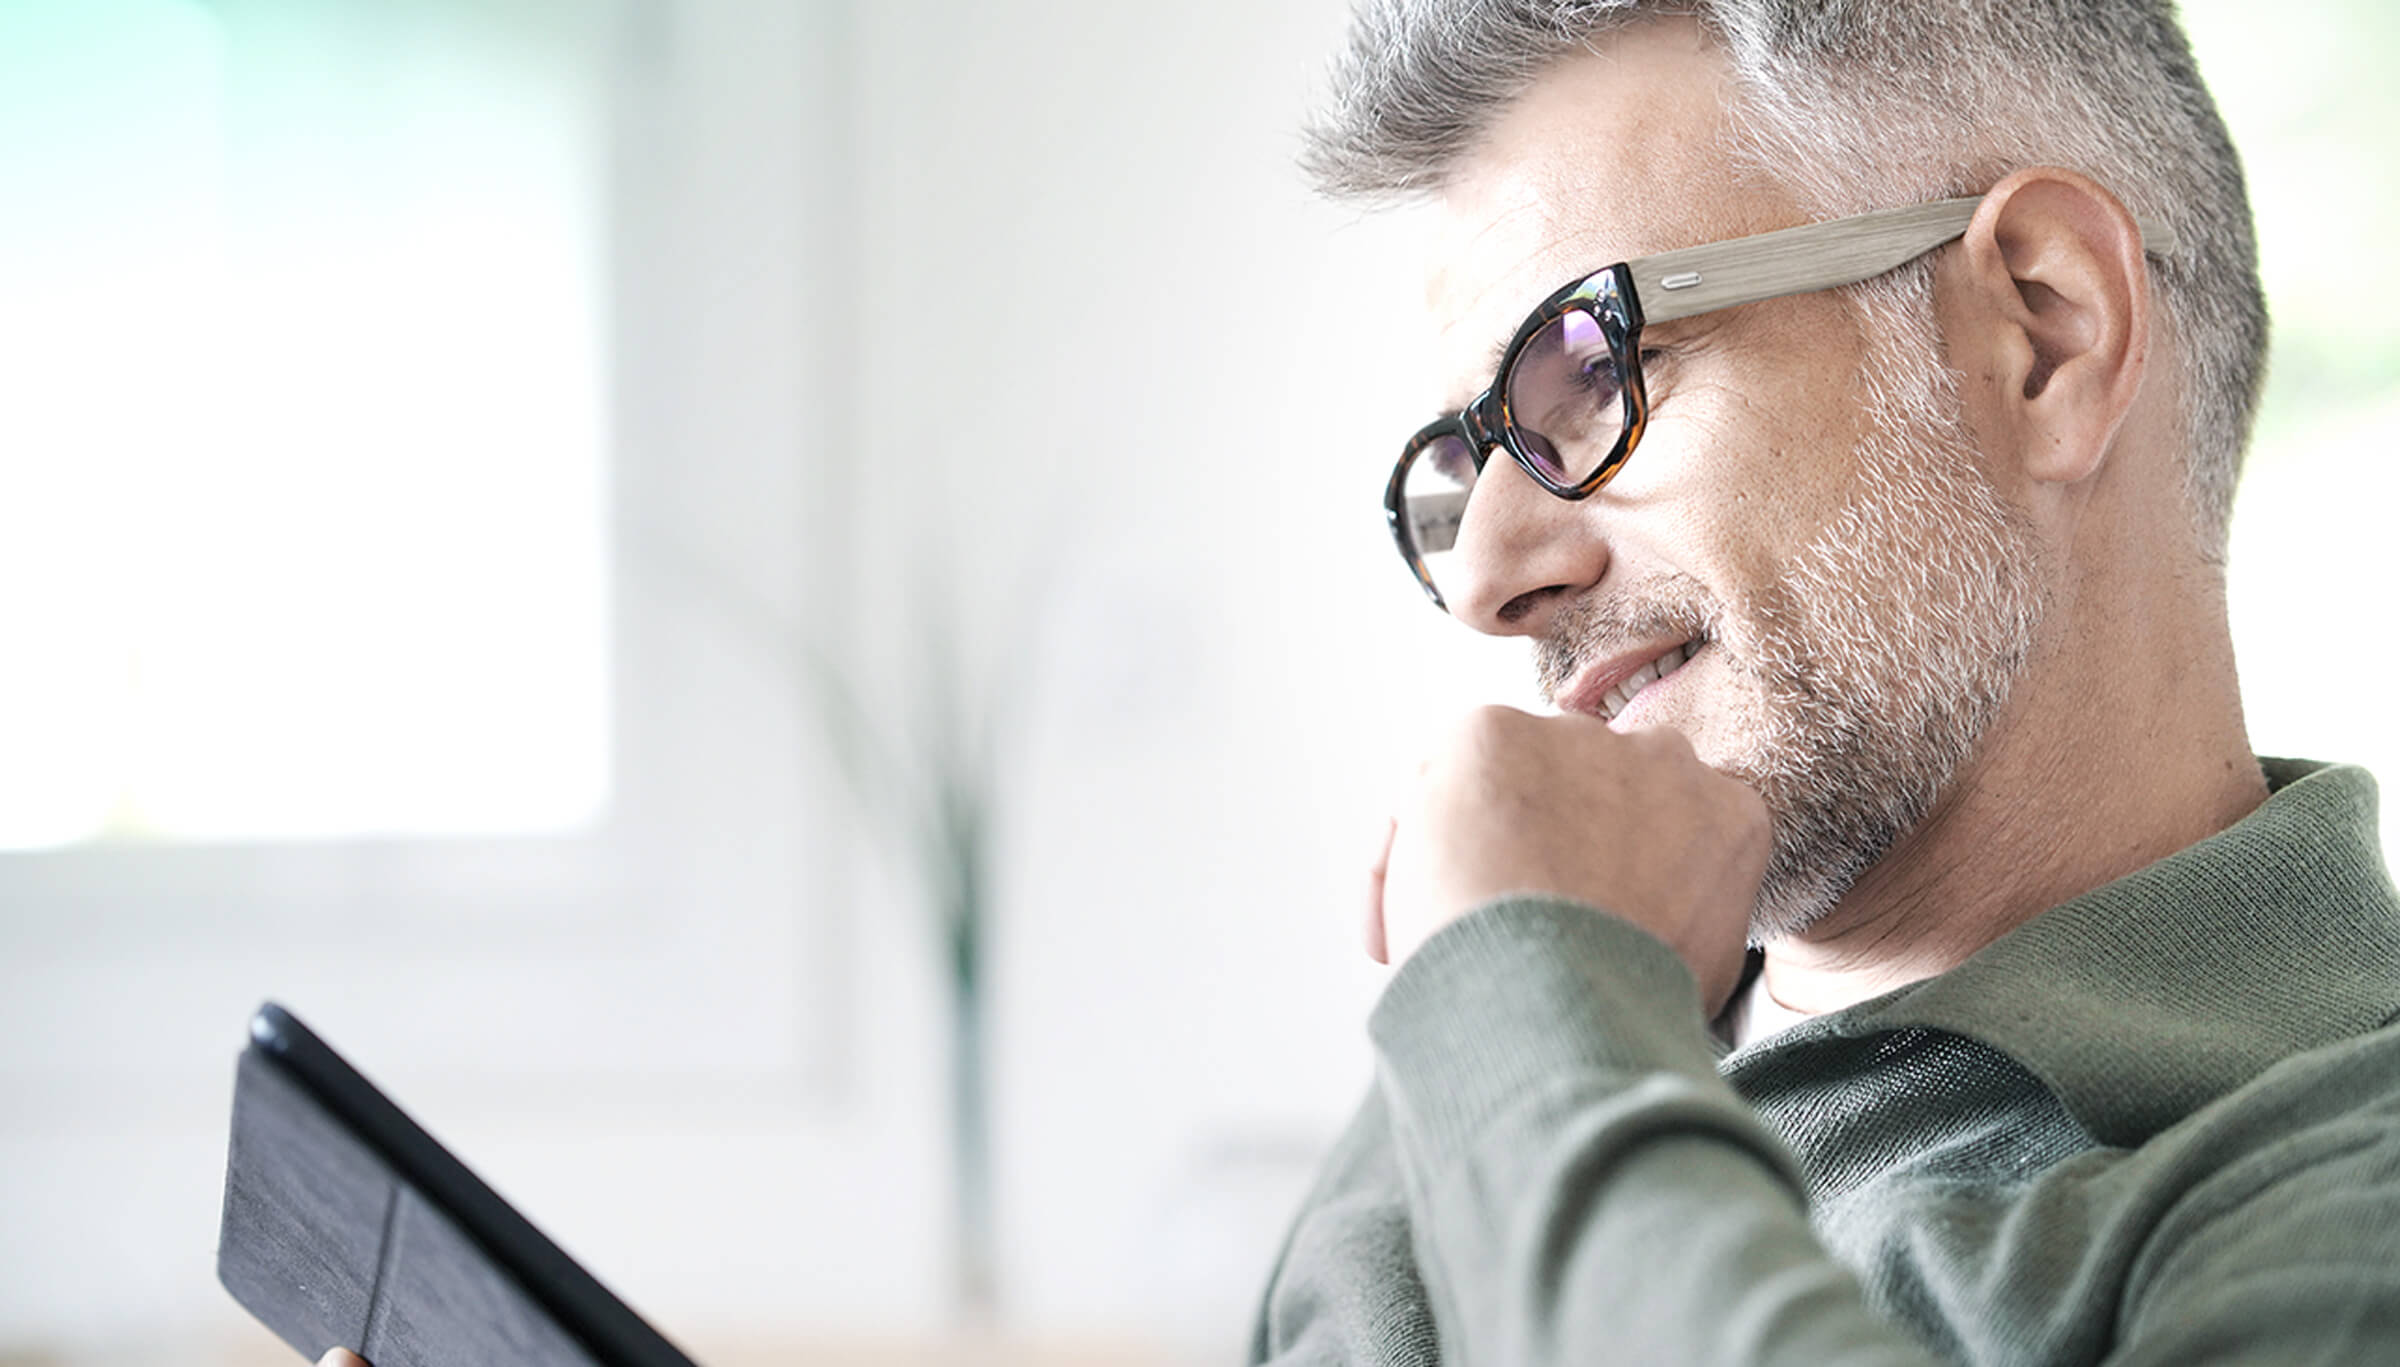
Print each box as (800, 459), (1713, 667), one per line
(1444, 449), (1611, 635)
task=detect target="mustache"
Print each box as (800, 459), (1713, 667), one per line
(1534, 572), (1725, 705)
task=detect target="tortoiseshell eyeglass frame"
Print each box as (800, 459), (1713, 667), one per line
(1383, 194), (2182, 612)
(1384, 263), (1646, 609)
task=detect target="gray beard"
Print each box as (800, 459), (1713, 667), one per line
(1536, 313), (2044, 943)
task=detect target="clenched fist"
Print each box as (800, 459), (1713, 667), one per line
(1368, 707), (1770, 1012)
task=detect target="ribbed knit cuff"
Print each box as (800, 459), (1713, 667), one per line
(1369, 896), (1726, 1175)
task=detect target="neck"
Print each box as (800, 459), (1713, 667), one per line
(1759, 573), (2267, 1017)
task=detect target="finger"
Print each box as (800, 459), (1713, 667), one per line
(1362, 868), (1389, 964)
(1363, 815), (1396, 964)
(320, 1351), (372, 1367)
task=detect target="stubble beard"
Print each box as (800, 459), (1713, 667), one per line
(1536, 306), (2046, 944)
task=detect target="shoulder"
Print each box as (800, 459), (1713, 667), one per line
(2104, 1021), (2400, 1353)
(2127, 1018), (2400, 1275)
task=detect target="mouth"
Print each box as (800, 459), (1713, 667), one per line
(1558, 636), (1703, 725)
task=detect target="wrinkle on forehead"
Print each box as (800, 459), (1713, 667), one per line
(1424, 194), (1574, 410)
(1421, 17), (1795, 412)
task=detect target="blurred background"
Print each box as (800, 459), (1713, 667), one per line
(0, 1), (2392, 1363)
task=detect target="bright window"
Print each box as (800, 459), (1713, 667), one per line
(0, 0), (610, 847)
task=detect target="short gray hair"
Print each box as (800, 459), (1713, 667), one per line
(1305, 0), (2267, 562)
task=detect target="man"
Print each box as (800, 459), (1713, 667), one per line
(1253, 2), (2400, 1363)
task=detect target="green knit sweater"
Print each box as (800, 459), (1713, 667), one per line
(1250, 759), (2400, 1364)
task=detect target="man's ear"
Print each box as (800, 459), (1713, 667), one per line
(1947, 167), (2157, 489)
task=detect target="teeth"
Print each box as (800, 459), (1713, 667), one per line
(1598, 640), (1699, 720)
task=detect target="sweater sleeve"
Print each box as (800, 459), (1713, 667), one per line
(1369, 896), (1939, 1365)
(1250, 1085), (1442, 1365)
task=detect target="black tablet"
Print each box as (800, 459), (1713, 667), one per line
(217, 1002), (699, 1367)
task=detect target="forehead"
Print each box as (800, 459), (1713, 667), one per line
(1425, 19), (1798, 407)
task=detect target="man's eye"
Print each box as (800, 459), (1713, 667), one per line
(1572, 353), (1624, 403)
(1570, 348), (1663, 418)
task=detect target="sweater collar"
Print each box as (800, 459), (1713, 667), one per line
(1748, 759), (2400, 1148)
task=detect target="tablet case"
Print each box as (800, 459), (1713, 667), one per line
(217, 1004), (696, 1367)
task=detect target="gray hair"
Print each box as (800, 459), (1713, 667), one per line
(1305, 0), (2267, 562)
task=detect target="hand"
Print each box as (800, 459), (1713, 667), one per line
(1368, 707), (1770, 1012)
(319, 1351), (370, 1367)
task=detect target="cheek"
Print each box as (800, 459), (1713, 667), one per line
(1659, 296), (1878, 567)
(1625, 372), (1874, 596)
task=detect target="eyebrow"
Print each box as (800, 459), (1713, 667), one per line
(1436, 337), (1511, 417)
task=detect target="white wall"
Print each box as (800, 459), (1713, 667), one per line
(832, 0), (1528, 1349)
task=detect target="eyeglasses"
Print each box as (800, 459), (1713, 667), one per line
(1386, 194), (2177, 611)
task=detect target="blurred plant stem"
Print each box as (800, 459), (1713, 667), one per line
(634, 522), (1017, 1326)
(805, 578), (1006, 1327)
(929, 705), (997, 1325)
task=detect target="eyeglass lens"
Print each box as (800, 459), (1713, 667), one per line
(1397, 306), (1628, 607)
(1504, 308), (1627, 484)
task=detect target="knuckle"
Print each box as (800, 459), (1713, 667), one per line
(1726, 786), (1772, 846)
(1464, 703), (1523, 733)
(1695, 764), (1767, 824)
(1647, 725), (1697, 759)
(1451, 704), (1526, 752)
(1733, 783), (1770, 827)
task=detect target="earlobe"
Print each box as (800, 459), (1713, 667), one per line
(1955, 168), (2154, 489)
